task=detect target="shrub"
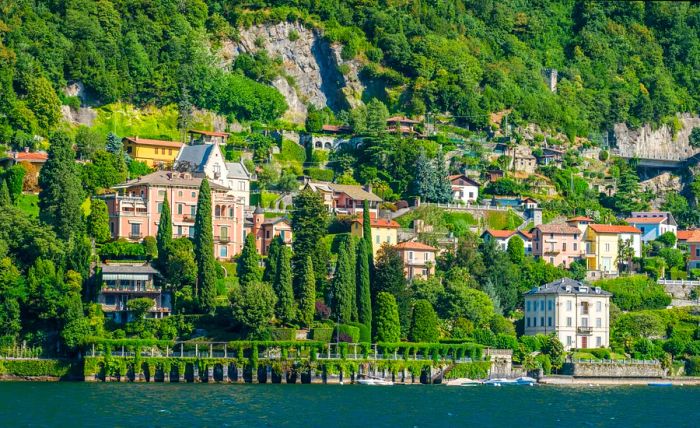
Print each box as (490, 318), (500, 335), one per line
(305, 167), (334, 182)
(536, 354), (552, 375)
(334, 324), (360, 343)
(589, 348), (612, 360)
(348, 322), (371, 343)
(269, 328), (296, 341)
(594, 275), (671, 311)
(99, 239), (146, 261)
(686, 357), (700, 376)
(311, 328), (333, 342)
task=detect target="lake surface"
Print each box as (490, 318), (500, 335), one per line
(0, 382), (698, 427)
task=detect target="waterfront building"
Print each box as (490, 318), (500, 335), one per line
(350, 216), (400, 258)
(97, 263), (171, 323)
(247, 205), (293, 255)
(122, 137), (184, 168)
(524, 278), (612, 350)
(625, 211), (677, 244)
(103, 171), (245, 260)
(584, 224), (642, 274)
(532, 223), (583, 268)
(394, 241), (437, 280)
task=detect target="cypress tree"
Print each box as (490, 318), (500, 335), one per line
(263, 235), (282, 282)
(156, 193), (172, 271)
(39, 131), (84, 241)
(194, 178), (216, 314)
(362, 199), (372, 256)
(345, 236), (357, 321)
(238, 233), (262, 287)
(409, 299), (440, 342)
(374, 292), (401, 342)
(356, 238), (372, 329)
(299, 255), (316, 327)
(0, 180), (10, 207)
(87, 198), (111, 244)
(274, 246), (296, 324)
(330, 239), (352, 322)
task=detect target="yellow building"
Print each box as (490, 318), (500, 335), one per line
(350, 217), (400, 258)
(584, 224), (642, 274)
(123, 137), (185, 168)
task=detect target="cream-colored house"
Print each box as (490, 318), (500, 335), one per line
(524, 278), (612, 350)
(350, 217), (400, 258)
(584, 224), (641, 274)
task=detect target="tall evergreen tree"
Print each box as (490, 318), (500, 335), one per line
(362, 199), (373, 258)
(106, 132), (122, 154)
(356, 238), (372, 329)
(299, 255), (316, 327)
(38, 131), (84, 241)
(345, 236), (358, 321)
(156, 193), (172, 270)
(87, 198), (111, 244)
(274, 246), (296, 324)
(0, 180), (10, 207)
(263, 236), (283, 282)
(177, 86), (193, 142)
(433, 148), (453, 203)
(330, 239), (353, 323)
(409, 299), (440, 342)
(238, 233), (262, 287)
(193, 179), (216, 313)
(374, 292), (401, 342)
(413, 150), (435, 202)
(292, 188), (329, 292)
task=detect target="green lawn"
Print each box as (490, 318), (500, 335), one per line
(17, 193), (39, 218)
(484, 210), (523, 230)
(395, 205), (477, 237)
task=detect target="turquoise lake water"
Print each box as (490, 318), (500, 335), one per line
(0, 382), (698, 427)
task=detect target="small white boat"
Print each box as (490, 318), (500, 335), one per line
(357, 378), (394, 386)
(445, 378), (482, 387)
(515, 376), (537, 386)
(483, 378), (517, 386)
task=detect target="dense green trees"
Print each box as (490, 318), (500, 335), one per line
(330, 237), (354, 323)
(193, 179), (216, 314)
(273, 247), (296, 324)
(238, 234), (263, 287)
(409, 300), (439, 342)
(374, 292), (401, 342)
(298, 255), (316, 327)
(87, 199), (111, 244)
(230, 282), (277, 338)
(356, 238), (372, 329)
(38, 132), (84, 241)
(156, 194), (172, 270)
(291, 188), (329, 290)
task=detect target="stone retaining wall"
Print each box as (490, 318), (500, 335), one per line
(564, 361), (664, 378)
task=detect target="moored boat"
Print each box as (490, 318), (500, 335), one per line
(357, 378), (394, 386)
(444, 378), (482, 387)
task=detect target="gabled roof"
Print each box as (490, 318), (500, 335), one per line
(263, 217), (291, 226)
(568, 216), (593, 222)
(188, 129), (229, 138)
(7, 151), (49, 162)
(113, 171), (228, 191)
(588, 224), (641, 234)
(226, 162), (251, 180)
(394, 241), (437, 251)
(625, 217), (665, 224)
(123, 137), (184, 148)
(353, 217), (400, 229)
(535, 224), (581, 235)
(525, 278), (612, 296)
(518, 230), (533, 240)
(449, 174), (480, 186)
(175, 144), (215, 173)
(685, 230), (700, 244)
(482, 229), (516, 239)
(678, 229), (698, 241)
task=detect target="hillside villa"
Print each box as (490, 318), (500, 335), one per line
(304, 180), (382, 216)
(103, 171), (245, 260)
(247, 205), (293, 255)
(122, 137), (184, 168)
(524, 278), (611, 350)
(584, 224), (642, 275)
(532, 223), (583, 268)
(449, 174), (480, 203)
(97, 263), (171, 323)
(625, 211), (677, 244)
(394, 241), (437, 280)
(481, 229), (533, 255)
(350, 216), (400, 257)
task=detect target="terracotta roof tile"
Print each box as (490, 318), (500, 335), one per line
(535, 224), (581, 235)
(685, 230), (700, 243)
(353, 217), (400, 229)
(394, 241), (437, 251)
(588, 224), (641, 234)
(568, 216), (593, 222)
(625, 217), (665, 224)
(678, 230), (698, 241)
(14, 152), (48, 162)
(483, 229), (516, 239)
(123, 137), (184, 148)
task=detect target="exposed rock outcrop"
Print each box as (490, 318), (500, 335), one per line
(614, 114), (700, 161)
(60, 105), (97, 127)
(640, 172), (682, 209)
(219, 22), (364, 123)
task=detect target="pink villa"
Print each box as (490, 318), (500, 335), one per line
(247, 205), (293, 255)
(103, 171), (245, 260)
(394, 241), (438, 280)
(532, 223), (583, 268)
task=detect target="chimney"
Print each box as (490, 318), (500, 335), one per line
(364, 183), (372, 194)
(24, 147), (29, 153)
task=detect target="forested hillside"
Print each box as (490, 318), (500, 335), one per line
(1, 1), (699, 142)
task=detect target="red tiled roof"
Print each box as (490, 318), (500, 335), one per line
(625, 217), (664, 224)
(394, 241), (437, 251)
(13, 152), (48, 162)
(568, 216), (593, 222)
(519, 230), (533, 240)
(386, 116), (420, 124)
(449, 174), (480, 186)
(588, 224), (641, 234)
(483, 229), (516, 239)
(353, 217), (400, 229)
(123, 137), (184, 148)
(678, 230), (698, 241)
(188, 129), (229, 137)
(686, 230), (700, 243)
(535, 224), (581, 235)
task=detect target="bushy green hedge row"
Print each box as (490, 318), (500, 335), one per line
(269, 328), (296, 341)
(334, 324), (360, 343)
(311, 328), (334, 342)
(305, 168), (334, 182)
(594, 275), (671, 311)
(0, 359), (74, 378)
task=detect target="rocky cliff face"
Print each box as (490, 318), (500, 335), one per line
(614, 114), (700, 161)
(219, 22), (364, 123)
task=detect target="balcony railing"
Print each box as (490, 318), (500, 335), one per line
(128, 233), (143, 240)
(577, 326), (593, 335)
(215, 236), (230, 243)
(182, 215), (195, 223)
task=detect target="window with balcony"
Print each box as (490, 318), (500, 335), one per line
(581, 317), (588, 327)
(581, 301), (589, 315)
(220, 226), (228, 241)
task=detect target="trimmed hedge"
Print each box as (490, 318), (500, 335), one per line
(269, 328), (296, 341)
(348, 322), (371, 343)
(0, 359), (74, 378)
(311, 328), (334, 342)
(305, 167), (334, 182)
(334, 324), (360, 343)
